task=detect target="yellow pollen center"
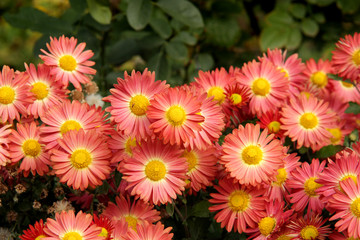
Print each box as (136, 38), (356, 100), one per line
(125, 215), (138, 231)
(351, 198), (360, 218)
(274, 168), (287, 186)
(300, 225), (319, 240)
(242, 145), (263, 165)
(129, 95), (150, 116)
(279, 67), (289, 78)
(98, 228), (108, 238)
(228, 190), (250, 212)
(258, 217), (276, 236)
(70, 149), (92, 169)
(62, 232), (83, 240)
(304, 177), (322, 197)
(31, 82), (49, 100)
(301, 91), (311, 99)
(268, 121), (281, 133)
(182, 150), (198, 172)
(59, 55), (77, 72)
(145, 160), (166, 181)
(340, 175), (358, 192)
(299, 112), (318, 129)
(22, 139), (41, 157)
(328, 128), (342, 144)
(311, 71), (328, 88)
(208, 86), (225, 104)
(230, 93), (242, 105)
(35, 235), (46, 240)
(60, 120), (82, 135)
(125, 137), (137, 156)
(0, 86), (15, 105)
(353, 50), (360, 66)
(166, 105), (186, 126)
(342, 81), (354, 88)
(252, 78), (271, 96)
(276, 236), (292, 240)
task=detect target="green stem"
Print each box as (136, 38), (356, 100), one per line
(174, 204), (191, 239)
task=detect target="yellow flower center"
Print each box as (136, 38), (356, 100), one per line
(252, 78), (271, 96)
(328, 128), (342, 144)
(59, 55), (77, 72)
(304, 177), (322, 197)
(70, 149), (92, 169)
(341, 81), (354, 88)
(22, 139), (41, 157)
(268, 121), (281, 133)
(242, 145), (263, 165)
(352, 50), (360, 66)
(129, 95), (150, 116)
(125, 215), (138, 231)
(258, 217), (276, 236)
(125, 137), (137, 156)
(299, 112), (318, 129)
(0, 86), (15, 105)
(228, 190), (250, 212)
(340, 175), (358, 192)
(311, 71), (328, 88)
(276, 236), (292, 240)
(62, 232), (83, 240)
(98, 228), (108, 238)
(145, 160), (166, 181)
(182, 150), (198, 172)
(35, 235), (46, 240)
(230, 93), (242, 105)
(300, 225), (319, 240)
(301, 91), (311, 99)
(60, 120), (82, 135)
(351, 198), (360, 218)
(274, 168), (287, 186)
(208, 86), (225, 104)
(279, 67), (289, 78)
(31, 82), (49, 100)
(166, 105), (186, 126)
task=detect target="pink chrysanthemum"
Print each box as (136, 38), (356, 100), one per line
(103, 69), (168, 140)
(0, 124), (11, 166)
(25, 63), (68, 118)
(51, 129), (112, 190)
(326, 120), (353, 146)
(147, 88), (204, 146)
(121, 140), (188, 204)
(209, 177), (266, 233)
(280, 95), (336, 151)
(258, 110), (285, 140)
(220, 123), (285, 186)
(288, 213), (331, 240)
(93, 215), (114, 240)
(236, 60), (289, 116)
(125, 222), (173, 240)
(9, 122), (50, 177)
(20, 219), (47, 240)
(287, 159), (326, 215)
(40, 35), (96, 90)
(44, 210), (102, 240)
(0, 66), (32, 123)
(332, 80), (360, 104)
(112, 220), (128, 240)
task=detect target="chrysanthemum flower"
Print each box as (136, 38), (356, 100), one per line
(93, 215), (114, 240)
(112, 220), (128, 240)
(326, 120), (353, 146)
(258, 110), (285, 140)
(269, 226), (297, 240)
(40, 35), (96, 90)
(280, 95), (336, 151)
(103, 69), (168, 140)
(9, 122), (50, 177)
(332, 32), (360, 82)
(332, 80), (360, 104)
(221, 123), (284, 186)
(20, 219), (47, 240)
(44, 210), (102, 240)
(0, 124), (11, 166)
(147, 88), (204, 146)
(0, 66), (32, 123)
(209, 177), (266, 233)
(287, 159), (326, 214)
(125, 222), (173, 240)
(51, 129), (111, 190)
(288, 213), (331, 240)
(102, 195), (160, 232)
(236, 60), (289, 116)
(121, 140), (188, 204)
(329, 230), (358, 240)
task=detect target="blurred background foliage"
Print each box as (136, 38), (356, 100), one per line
(1, 0), (360, 95)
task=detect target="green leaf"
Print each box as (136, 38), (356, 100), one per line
(3, 7), (73, 34)
(301, 18), (319, 37)
(315, 145), (343, 159)
(313, 13), (325, 23)
(189, 200), (211, 218)
(165, 41), (188, 63)
(260, 26), (288, 51)
(148, 50), (170, 80)
(127, 0), (152, 30)
(195, 53), (214, 71)
(337, 0), (360, 14)
(87, 0), (112, 25)
(205, 18), (241, 48)
(307, 0), (335, 6)
(70, 0), (87, 12)
(172, 31), (197, 45)
(345, 102), (360, 114)
(149, 10), (173, 39)
(289, 3), (306, 19)
(286, 27), (302, 50)
(165, 202), (174, 216)
(266, 11), (293, 27)
(106, 39), (139, 65)
(156, 0), (204, 28)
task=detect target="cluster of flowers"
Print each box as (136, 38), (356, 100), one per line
(1, 32), (360, 240)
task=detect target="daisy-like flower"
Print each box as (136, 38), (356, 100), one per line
(20, 219), (47, 240)
(93, 215), (114, 240)
(0, 124), (11, 166)
(25, 63), (68, 118)
(236, 60), (289, 116)
(103, 69), (168, 140)
(51, 129), (111, 190)
(280, 95), (336, 151)
(44, 210), (102, 240)
(269, 226), (297, 240)
(329, 230), (359, 240)
(9, 122), (50, 177)
(0, 65), (32, 123)
(209, 177), (266, 233)
(332, 32), (360, 82)
(121, 140), (188, 204)
(125, 222), (173, 240)
(102, 195), (160, 231)
(287, 159), (326, 215)
(112, 220), (128, 240)
(288, 213), (331, 240)
(220, 123), (284, 186)
(258, 110), (285, 140)
(332, 80), (360, 104)
(147, 88), (204, 146)
(326, 120), (353, 146)
(40, 35), (96, 90)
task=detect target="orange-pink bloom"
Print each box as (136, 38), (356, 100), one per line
(125, 221), (173, 240)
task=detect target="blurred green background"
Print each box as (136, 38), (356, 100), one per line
(1, 0), (360, 94)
